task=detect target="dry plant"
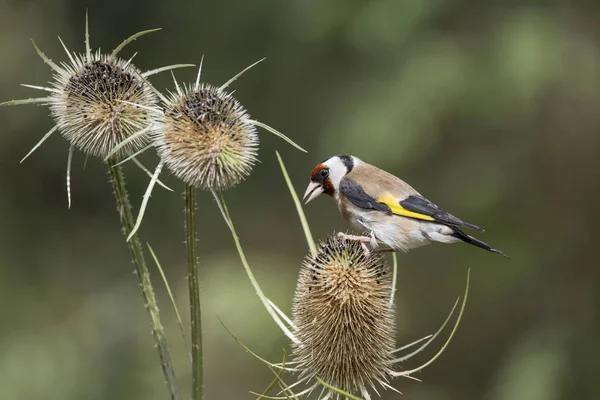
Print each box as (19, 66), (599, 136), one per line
(0, 12), (195, 400)
(105, 59), (306, 400)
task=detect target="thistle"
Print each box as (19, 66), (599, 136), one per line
(156, 82), (259, 191)
(116, 59), (306, 239)
(216, 153), (470, 400)
(154, 58), (304, 191)
(0, 13), (194, 399)
(51, 54), (157, 159)
(103, 60), (306, 400)
(292, 237), (395, 395)
(0, 14), (191, 205)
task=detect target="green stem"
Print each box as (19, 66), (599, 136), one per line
(275, 151), (316, 255)
(212, 192), (298, 344)
(185, 184), (203, 400)
(108, 159), (180, 400)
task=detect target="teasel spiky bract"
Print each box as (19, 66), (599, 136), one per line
(215, 153), (470, 400)
(0, 12), (192, 207)
(115, 59), (306, 240)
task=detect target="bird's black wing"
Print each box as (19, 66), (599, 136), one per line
(399, 195), (484, 232)
(340, 179), (485, 233)
(339, 178), (392, 214)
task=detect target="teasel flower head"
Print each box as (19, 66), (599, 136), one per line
(269, 236), (467, 399)
(116, 61), (306, 241)
(156, 81), (258, 190)
(146, 59), (306, 191)
(0, 12), (192, 206)
(49, 51), (158, 159)
(292, 236), (395, 396)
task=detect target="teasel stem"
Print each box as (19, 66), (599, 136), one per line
(107, 158), (180, 400)
(275, 151), (316, 255)
(185, 183), (203, 400)
(212, 191), (300, 344)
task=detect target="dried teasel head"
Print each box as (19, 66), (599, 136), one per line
(107, 61), (305, 241)
(292, 236), (396, 395)
(0, 12), (192, 207)
(156, 82), (258, 190)
(151, 60), (306, 191)
(220, 230), (467, 400)
(2, 17), (191, 159)
(49, 52), (158, 159)
(147, 58), (305, 191)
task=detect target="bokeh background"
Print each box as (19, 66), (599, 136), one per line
(1, 1), (599, 399)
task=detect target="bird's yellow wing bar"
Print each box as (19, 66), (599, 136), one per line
(377, 192), (435, 221)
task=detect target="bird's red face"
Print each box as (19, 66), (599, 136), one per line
(303, 155), (355, 204)
(303, 163), (334, 204)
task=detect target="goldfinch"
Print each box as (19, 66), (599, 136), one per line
(303, 155), (507, 257)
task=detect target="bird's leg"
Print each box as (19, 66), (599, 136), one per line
(337, 232), (376, 258)
(361, 243), (371, 258)
(336, 232), (372, 243)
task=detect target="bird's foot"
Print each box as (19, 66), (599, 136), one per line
(337, 232), (374, 258)
(336, 232), (372, 243)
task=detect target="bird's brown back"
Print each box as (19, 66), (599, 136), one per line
(345, 162), (420, 200)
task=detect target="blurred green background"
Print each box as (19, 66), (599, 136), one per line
(1, 0), (599, 399)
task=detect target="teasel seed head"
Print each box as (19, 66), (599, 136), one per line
(155, 83), (258, 190)
(0, 14), (193, 207)
(292, 236), (396, 394)
(50, 52), (158, 158)
(0, 13), (194, 162)
(110, 58), (306, 241)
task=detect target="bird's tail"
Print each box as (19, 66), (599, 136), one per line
(451, 228), (509, 258)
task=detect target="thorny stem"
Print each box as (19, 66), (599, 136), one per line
(107, 159), (180, 400)
(185, 184), (203, 400)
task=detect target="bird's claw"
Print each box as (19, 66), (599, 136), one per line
(360, 242), (371, 258)
(336, 232), (373, 258)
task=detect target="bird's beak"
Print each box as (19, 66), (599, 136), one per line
(303, 181), (324, 204)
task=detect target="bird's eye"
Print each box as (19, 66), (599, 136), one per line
(320, 169), (329, 178)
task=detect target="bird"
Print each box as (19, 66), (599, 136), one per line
(303, 154), (507, 257)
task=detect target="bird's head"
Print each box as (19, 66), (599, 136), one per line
(303, 155), (357, 204)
